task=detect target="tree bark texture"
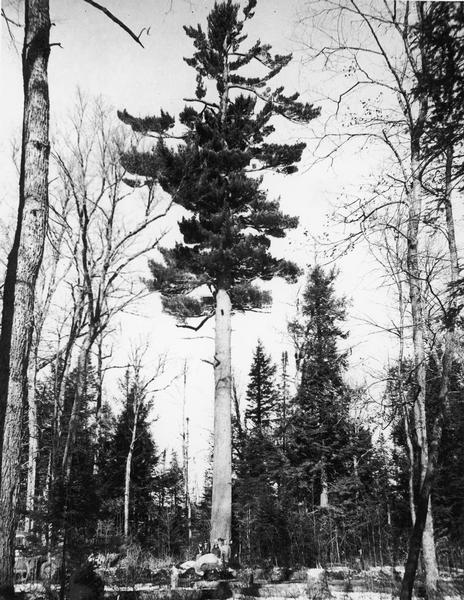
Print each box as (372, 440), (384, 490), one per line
(210, 288), (232, 546)
(0, 0), (50, 594)
(25, 332), (39, 534)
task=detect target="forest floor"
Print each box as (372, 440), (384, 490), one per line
(15, 566), (464, 600)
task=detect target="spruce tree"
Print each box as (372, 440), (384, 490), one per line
(234, 340), (282, 564)
(119, 0), (319, 545)
(245, 340), (277, 431)
(287, 266), (352, 509)
(99, 372), (157, 544)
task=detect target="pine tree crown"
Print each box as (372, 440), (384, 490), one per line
(119, 1), (320, 326)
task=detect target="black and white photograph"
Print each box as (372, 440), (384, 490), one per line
(0, 2), (463, 600)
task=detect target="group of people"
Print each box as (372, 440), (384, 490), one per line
(170, 537), (233, 588)
(196, 538), (231, 567)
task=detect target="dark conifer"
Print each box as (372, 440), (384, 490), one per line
(100, 372), (157, 543)
(245, 340), (277, 431)
(286, 266), (352, 509)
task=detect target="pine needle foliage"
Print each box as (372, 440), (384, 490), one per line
(119, 0), (320, 320)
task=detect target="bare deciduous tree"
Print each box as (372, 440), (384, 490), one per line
(297, 2), (462, 597)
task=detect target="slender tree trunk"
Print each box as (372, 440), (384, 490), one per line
(400, 374), (448, 600)
(0, 1), (50, 594)
(182, 365), (192, 553)
(320, 462), (328, 508)
(403, 411), (417, 525)
(423, 504), (439, 595)
(416, 142), (458, 600)
(124, 409), (138, 543)
(401, 131), (459, 600)
(25, 332), (40, 535)
(61, 326), (96, 485)
(401, 152), (439, 600)
(443, 147), (458, 280)
(210, 288), (232, 546)
(93, 335), (104, 474)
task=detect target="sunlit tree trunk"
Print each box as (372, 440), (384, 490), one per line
(25, 331), (40, 535)
(0, 0), (50, 594)
(124, 398), (140, 543)
(210, 288), (232, 546)
(320, 461), (328, 508)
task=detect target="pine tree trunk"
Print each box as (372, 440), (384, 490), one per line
(210, 288), (232, 546)
(0, 1), (50, 594)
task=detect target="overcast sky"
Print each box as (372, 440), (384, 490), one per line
(1, 0), (397, 487)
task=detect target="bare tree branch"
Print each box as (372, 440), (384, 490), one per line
(82, 0), (145, 48)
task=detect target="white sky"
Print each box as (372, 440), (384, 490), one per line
(0, 0), (401, 488)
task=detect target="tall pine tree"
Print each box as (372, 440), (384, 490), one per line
(119, 0), (319, 545)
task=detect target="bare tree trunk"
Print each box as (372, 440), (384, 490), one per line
(61, 332), (94, 484)
(93, 335), (104, 474)
(25, 331), (40, 535)
(0, 0), (50, 594)
(320, 462), (328, 508)
(401, 151), (439, 600)
(400, 364), (449, 600)
(210, 288), (232, 547)
(124, 404), (139, 544)
(443, 149), (458, 279)
(401, 127), (459, 600)
(182, 364), (192, 554)
(416, 138), (458, 600)
(423, 504), (439, 594)
(403, 411), (417, 526)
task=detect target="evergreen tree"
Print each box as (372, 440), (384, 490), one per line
(99, 371), (157, 545)
(119, 0), (319, 544)
(152, 452), (187, 557)
(287, 266), (351, 507)
(281, 266), (384, 565)
(234, 341), (283, 565)
(44, 367), (101, 566)
(245, 340), (277, 430)
(415, 3), (464, 169)
(276, 351), (291, 451)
